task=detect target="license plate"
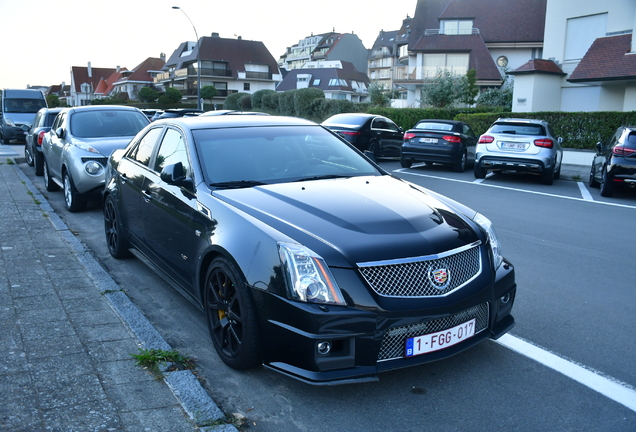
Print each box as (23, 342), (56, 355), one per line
(419, 138), (438, 144)
(502, 142), (525, 150)
(405, 318), (476, 357)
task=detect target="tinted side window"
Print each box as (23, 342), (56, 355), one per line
(154, 128), (190, 175)
(463, 124), (475, 138)
(130, 127), (162, 166)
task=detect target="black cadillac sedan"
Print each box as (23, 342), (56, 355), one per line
(589, 125), (636, 197)
(103, 115), (516, 385)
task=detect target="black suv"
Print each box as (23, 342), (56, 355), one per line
(25, 107), (64, 176)
(153, 108), (203, 120)
(589, 125), (636, 197)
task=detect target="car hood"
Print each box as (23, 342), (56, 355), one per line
(3, 112), (37, 127)
(71, 136), (135, 157)
(213, 175), (481, 267)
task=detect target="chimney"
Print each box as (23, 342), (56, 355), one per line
(116, 65), (120, 73)
(211, 32), (220, 38)
(160, 52), (166, 62)
(87, 61), (92, 77)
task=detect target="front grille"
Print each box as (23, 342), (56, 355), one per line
(81, 157), (108, 166)
(358, 243), (481, 298)
(377, 303), (490, 361)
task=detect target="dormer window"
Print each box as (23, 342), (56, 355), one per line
(440, 20), (473, 35)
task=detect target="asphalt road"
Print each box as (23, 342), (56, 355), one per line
(19, 159), (636, 432)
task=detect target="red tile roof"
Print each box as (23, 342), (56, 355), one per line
(508, 59), (566, 76)
(118, 57), (165, 82)
(568, 34), (636, 82)
(71, 66), (118, 92)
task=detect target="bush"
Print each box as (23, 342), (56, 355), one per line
(454, 111), (636, 149)
(262, 91), (279, 111)
(251, 89), (276, 109)
(224, 92), (250, 110)
(239, 94), (252, 110)
(278, 90), (297, 116)
(138, 87), (159, 103)
(294, 88), (325, 118)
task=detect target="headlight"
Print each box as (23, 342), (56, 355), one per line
(278, 242), (345, 306)
(473, 213), (503, 269)
(4, 118), (15, 127)
(85, 160), (104, 176)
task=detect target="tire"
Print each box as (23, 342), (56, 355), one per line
(204, 257), (261, 370)
(588, 164), (600, 188)
(474, 164), (486, 179)
(400, 157), (412, 168)
(554, 160), (561, 180)
(368, 140), (379, 159)
(63, 171), (87, 212)
(453, 150), (467, 173)
(43, 158), (60, 192)
(34, 152), (44, 176)
(600, 169), (614, 197)
(25, 144), (34, 166)
(541, 167), (554, 185)
(104, 195), (132, 259)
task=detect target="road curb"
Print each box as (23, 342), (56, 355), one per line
(14, 164), (236, 431)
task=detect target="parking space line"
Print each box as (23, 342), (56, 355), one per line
(495, 334), (636, 412)
(578, 182), (594, 201)
(394, 169), (636, 210)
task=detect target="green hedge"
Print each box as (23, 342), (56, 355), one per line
(455, 111), (636, 150)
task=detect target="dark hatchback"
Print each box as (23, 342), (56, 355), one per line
(401, 119), (477, 172)
(322, 113), (404, 158)
(589, 125), (636, 196)
(103, 115), (516, 385)
(24, 107), (64, 176)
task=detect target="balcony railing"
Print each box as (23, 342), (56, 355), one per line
(393, 66), (468, 82)
(244, 71), (272, 80)
(179, 88), (238, 97)
(424, 28), (480, 36)
(155, 67), (233, 83)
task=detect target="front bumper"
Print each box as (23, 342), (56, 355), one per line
(255, 259), (516, 385)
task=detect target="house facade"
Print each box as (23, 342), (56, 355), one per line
(278, 32), (369, 75)
(69, 63), (119, 106)
(395, 0), (546, 107)
(510, 0), (636, 112)
(111, 56), (166, 100)
(276, 61), (370, 103)
(155, 34), (282, 105)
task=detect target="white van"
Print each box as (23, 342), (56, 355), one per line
(0, 89), (48, 144)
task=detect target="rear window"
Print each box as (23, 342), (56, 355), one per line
(625, 132), (636, 149)
(415, 122), (454, 132)
(490, 123), (545, 136)
(322, 114), (367, 127)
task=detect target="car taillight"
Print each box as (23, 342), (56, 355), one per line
(534, 138), (554, 148)
(478, 135), (494, 144)
(443, 135), (462, 143)
(403, 132), (417, 140)
(37, 130), (46, 146)
(339, 131), (361, 136)
(612, 145), (636, 156)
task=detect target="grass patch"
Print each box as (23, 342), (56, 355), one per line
(131, 348), (195, 377)
(6, 159), (15, 165)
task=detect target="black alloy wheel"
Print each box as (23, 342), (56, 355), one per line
(474, 164), (487, 179)
(204, 257), (261, 370)
(63, 171), (87, 212)
(104, 195), (131, 259)
(589, 164), (600, 188)
(43, 159), (60, 192)
(541, 166), (554, 185)
(25, 144), (34, 166)
(454, 150), (467, 173)
(368, 140), (379, 159)
(400, 156), (413, 168)
(600, 168), (615, 197)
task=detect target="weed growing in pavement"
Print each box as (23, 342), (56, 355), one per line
(131, 348), (195, 377)
(6, 159), (14, 165)
(572, 174), (582, 181)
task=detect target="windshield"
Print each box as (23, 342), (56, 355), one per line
(193, 125), (382, 186)
(70, 110), (149, 138)
(3, 98), (47, 114)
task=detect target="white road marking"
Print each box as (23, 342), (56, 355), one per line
(394, 169), (636, 210)
(495, 334), (636, 412)
(578, 181), (594, 201)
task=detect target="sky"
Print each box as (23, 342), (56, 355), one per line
(0, 0), (416, 89)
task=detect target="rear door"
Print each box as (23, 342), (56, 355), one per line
(372, 117), (403, 156)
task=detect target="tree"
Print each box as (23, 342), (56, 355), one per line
(159, 87), (182, 104)
(477, 73), (514, 110)
(368, 82), (390, 107)
(138, 87), (159, 103)
(420, 70), (463, 108)
(46, 94), (60, 108)
(459, 69), (479, 106)
(200, 85), (218, 104)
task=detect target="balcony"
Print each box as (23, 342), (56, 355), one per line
(155, 67), (233, 83)
(393, 66), (468, 82)
(179, 88), (238, 97)
(243, 71), (272, 80)
(424, 28), (480, 36)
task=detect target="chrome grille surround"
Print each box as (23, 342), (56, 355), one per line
(357, 241), (482, 298)
(377, 302), (490, 361)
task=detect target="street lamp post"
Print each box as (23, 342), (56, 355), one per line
(172, 6), (202, 110)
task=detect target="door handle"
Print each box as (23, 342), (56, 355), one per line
(142, 190), (152, 202)
(120, 173), (127, 184)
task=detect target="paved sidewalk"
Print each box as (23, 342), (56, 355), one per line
(0, 147), (234, 431)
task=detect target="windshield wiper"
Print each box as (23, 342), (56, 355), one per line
(292, 174), (351, 183)
(210, 180), (267, 189)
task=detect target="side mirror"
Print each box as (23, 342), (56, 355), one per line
(557, 137), (563, 145)
(596, 141), (603, 153)
(55, 127), (65, 139)
(21, 125), (30, 132)
(160, 162), (194, 189)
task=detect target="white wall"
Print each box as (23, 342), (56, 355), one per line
(624, 82), (636, 110)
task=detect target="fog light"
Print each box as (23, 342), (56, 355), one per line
(317, 341), (331, 355)
(500, 293), (511, 304)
